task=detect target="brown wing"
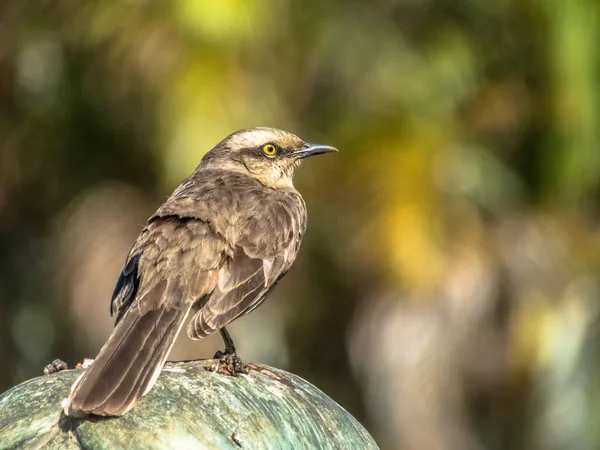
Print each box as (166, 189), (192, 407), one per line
(111, 216), (226, 320)
(187, 250), (290, 338)
(67, 216), (226, 416)
(187, 188), (306, 339)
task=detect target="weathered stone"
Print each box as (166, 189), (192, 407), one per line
(0, 360), (378, 449)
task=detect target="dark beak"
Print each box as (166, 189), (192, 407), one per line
(293, 142), (338, 159)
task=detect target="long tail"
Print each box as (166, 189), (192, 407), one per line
(64, 306), (190, 417)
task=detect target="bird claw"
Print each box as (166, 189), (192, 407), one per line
(208, 352), (249, 376)
(44, 358), (68, 375)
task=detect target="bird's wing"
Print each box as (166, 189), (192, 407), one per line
(187, 248), (290, 339)
(111, 216), (225, 323)
(187, 190), (306, 340)
(68, 216), (226, 416)
(110, 252), (141, 323)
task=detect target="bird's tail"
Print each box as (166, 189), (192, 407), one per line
(63, 306), (190, 417)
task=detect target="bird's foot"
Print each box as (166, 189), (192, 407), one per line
(44, 358), (68, 375)
(208, 351), (249, 376)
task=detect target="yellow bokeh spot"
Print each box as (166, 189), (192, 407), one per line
(172, 0), (265, 43)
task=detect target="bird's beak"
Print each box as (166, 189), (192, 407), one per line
(292, 142), (338, 159)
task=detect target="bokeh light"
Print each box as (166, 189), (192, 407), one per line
(1, 1), (599, 448)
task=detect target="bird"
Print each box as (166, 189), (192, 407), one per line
(62, 127), (337, 417)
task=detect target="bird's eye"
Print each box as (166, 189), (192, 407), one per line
(262, 144), (277, 156)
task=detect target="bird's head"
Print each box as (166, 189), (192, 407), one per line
(201, 127), (337, 189)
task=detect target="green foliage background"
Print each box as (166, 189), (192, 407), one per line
(1, 1), (599, 448)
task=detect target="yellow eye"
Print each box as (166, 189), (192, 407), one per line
(262, 144), (277, 156)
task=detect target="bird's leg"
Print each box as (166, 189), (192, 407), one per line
(212, 327), (249, 376)
(214, 327), (236, 358)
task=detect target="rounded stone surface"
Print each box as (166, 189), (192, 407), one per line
(0, 360), (378, 449)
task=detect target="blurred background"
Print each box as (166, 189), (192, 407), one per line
(1, 1), (600, 449)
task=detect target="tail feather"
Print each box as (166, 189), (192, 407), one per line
(65, 306), (190, 417)
(91, 309), (176, 414)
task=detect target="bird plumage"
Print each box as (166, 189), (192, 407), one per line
(63, 128), (335, 417)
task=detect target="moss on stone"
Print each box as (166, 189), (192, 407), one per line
(0, 360), (378, 449)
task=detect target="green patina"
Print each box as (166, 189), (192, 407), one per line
(0, 361), (378, 450)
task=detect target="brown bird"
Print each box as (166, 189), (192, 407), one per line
(63, 127), (337, 417)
